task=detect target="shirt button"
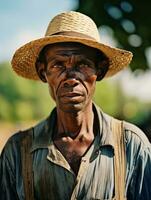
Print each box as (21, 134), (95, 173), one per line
(82, 157), (87, 162)
(95, 150), (99, 155)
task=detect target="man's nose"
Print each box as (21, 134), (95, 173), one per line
(63, 78), (79, 88)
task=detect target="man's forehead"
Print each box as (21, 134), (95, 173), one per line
(43, 42), (98, 58)
(45, 42), (88, 49)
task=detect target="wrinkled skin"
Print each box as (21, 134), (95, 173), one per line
(37, 43), (98, 113)
(36, 42), (101, 174)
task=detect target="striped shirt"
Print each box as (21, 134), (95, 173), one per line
(0, 104), (151, 200)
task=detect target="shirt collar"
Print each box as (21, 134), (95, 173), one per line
(30, 103), (114, 153)
(30, 108), (56, 152)
(93, 103), (114, 147)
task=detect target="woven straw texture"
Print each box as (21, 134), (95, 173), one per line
(11, 11), (133, 80)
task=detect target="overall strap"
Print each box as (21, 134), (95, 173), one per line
(112, 118), (126, 200)
(21, 128), (34, 200)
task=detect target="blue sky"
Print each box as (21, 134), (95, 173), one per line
(0, 0), (78, 61)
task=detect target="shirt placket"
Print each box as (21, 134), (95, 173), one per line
(70, 139), (99, 200)
(47, 142), (75, 174)
(46, 132), (101, 200)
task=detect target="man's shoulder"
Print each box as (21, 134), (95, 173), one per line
(1, 119), (46, 155)
(100, 109), (150, 149)
(123, 120), (150, 148)
(1, 128), (32, 157)
(102, 109), (150, 145)
(9, 120), (44, 140)
(95, 105), (150, 145)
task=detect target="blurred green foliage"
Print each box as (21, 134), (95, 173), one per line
(0, 62), (55, 122)
(93, 79), (151, 125)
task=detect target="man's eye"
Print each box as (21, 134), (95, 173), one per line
(78, 62), (93, 69)
(53, 62), (64, 68)
(47, 62), (64, 71)
(76, 62), (96, 75)
(79, 63), (88, 68)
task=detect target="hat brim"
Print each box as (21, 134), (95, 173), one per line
(11, 35), (133, 80)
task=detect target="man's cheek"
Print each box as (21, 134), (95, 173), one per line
(89, 74), (97, 82)
(48, 85), (56, 101)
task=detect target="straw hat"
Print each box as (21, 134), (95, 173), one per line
(11, 11), (133, 80)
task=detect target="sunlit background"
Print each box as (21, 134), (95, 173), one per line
(1, 0), (151, 152)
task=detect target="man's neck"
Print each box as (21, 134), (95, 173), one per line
(55, 102), (94, 139)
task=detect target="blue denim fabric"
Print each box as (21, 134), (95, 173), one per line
(0, 104), (151, 200)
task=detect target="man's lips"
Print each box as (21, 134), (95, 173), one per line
(59, 92), (85, 104)
(60, 92), (84, 98)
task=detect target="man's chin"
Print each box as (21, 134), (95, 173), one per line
(58, 101), (85, 113)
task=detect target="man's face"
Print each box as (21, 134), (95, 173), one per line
(40, 43), (98, 113)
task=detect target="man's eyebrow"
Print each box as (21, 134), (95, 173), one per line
(56, 50), (80, 56)
(46, 54), (72, 64)
(46, 53), (95, 64)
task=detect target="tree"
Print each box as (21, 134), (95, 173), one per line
(76, 0), (151, 71)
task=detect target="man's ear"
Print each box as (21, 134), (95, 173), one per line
(36, 61), (47, 82)
(96, 59), (109, 81)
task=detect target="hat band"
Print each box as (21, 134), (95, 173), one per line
(48, 31), (97, 41)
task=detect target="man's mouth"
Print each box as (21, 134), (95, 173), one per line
(60, 92), (84, 97)
(58, 91), (85, 104)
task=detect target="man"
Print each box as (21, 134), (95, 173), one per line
(0, 11), (151, 200)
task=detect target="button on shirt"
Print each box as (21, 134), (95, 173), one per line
(0, 104), (151, 200)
